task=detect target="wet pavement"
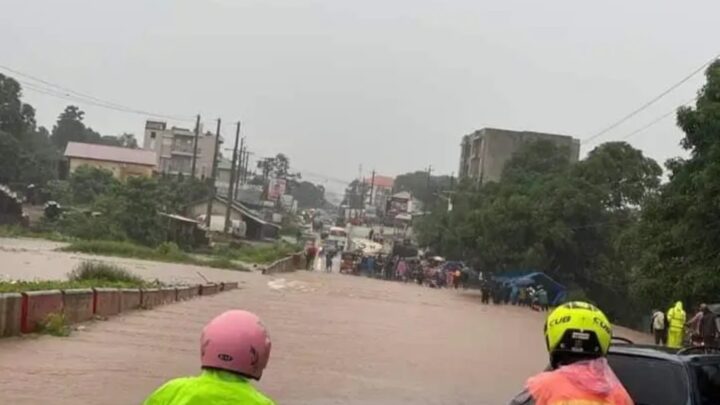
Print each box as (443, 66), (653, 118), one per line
(0, 238), (650, 404)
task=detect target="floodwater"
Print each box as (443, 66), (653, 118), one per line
(0, 237), (256, 285)
(0, 238), (649, 404)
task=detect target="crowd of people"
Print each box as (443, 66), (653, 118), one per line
(650, 302), (719, 348)
(306, 245), (556, 314)
(478, 280), (550, 311)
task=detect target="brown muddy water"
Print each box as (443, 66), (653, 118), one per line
(0, 238), (649, 404)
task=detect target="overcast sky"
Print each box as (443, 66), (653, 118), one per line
(2, 0), (717, 194)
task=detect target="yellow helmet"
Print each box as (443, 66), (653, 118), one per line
(544, 301), (612, 366)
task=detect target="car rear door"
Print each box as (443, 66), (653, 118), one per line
(607, 353), (691, 405)
(690, 355), (720, 405)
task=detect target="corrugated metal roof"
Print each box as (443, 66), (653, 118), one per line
(64, 142), (157, 167)
(364, 175), (394, 189)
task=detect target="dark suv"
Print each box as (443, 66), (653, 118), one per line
(608, 339), (720, 405)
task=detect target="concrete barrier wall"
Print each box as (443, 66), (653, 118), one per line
(200, 283), (219, 296)
(120, 289), (141, 312)
(141, 288), (162, 308)
(0, 293), (22, 337)
(264, 253), (303, 274)
(93, 288), (121, 317)
(175, 286), (192, 301)
(222, 282), (239, 290)
(188, 285), (200, 298)
(1, 281), (236, 338)
(159, 287), (176, 305)
(292, 253), (303, 268)
(21, 290), (63, 333)
(62, 289), (94, 324)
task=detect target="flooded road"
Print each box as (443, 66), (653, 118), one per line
(0, 238), (649, 404)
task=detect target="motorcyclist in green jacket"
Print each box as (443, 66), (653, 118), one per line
(143, 310), (274, 405)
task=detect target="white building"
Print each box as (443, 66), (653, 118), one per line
(143, 120), (221, 178)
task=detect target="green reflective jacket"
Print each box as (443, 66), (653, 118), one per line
(143, 369), (275, 405)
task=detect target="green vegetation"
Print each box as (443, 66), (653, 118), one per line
(60, 240), (249, 271)
(214, 242), (298, 264)
(0, 225), (71, 242)
(418, 61), (720, 327)
(40, 313), (70, 337)
(0, 260), (150, 293)
(68, 261), (145, 284)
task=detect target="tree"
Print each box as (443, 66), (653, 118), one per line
(0, 75), (57, 188)
(118, 133), (138, 148)
(68, 166), (118, 205)
(0, 131), (22, 183)
(273, 153), (290, 178)
(576, 142), (661, 209)
(501, 140), (572, 184)
(633, 60), (720, 308)
(290, 181), (326, 208)
(99, 133), (138, 148)
(416, 137), (661, 325)
(0, 74), (35, 137)
(0, 127), (58, 186)
(51, 105), (86, 148)
(100, 177), (165, 245)
(50, 105), (105, 149)
(393, 171), (453, 205)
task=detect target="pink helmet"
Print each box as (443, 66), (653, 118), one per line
(200, 310), (271, 380)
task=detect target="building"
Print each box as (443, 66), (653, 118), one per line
(362, 175), (394, 214)
(458, 127), (580, 184)
(188, 196), (280, 240)
(64, 142), (156, 180)
(143, 120), (220, 178)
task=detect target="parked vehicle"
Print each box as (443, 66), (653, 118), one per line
(328, 226), (348, 251)
(607, 338), (720, 405)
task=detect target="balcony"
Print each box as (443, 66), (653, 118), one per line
(171, 148), (194, 156)
(171, 127), (194, 137)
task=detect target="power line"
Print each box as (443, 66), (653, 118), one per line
(620, 96), (697, 141)
(0, 64), (195, 123)
(582, 53), (719, 145)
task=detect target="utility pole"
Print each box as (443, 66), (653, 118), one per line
(369, 170), (376, 205)
(205, 118), (221, 228)
(234, 142), (244, 200)
(360, 177), (366, 210)
(239, 149), (247, 186)
(242, 150), (250, 184)
(235, 139), (244, 199)
(190, 114), (200, 178)
(426, 165), (433, 204)
(224, 121), (241, 233)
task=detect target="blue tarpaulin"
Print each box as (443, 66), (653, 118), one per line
(495, 271), (567, 306)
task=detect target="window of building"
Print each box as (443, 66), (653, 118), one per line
(150, 131), (156, 139)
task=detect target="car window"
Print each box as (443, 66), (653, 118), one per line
(608, 354), (688, 405)
(693, 359), (720, 405)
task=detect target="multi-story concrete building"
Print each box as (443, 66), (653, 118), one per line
(143, 120), (220, 178)
(458, 127), (580, 184)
